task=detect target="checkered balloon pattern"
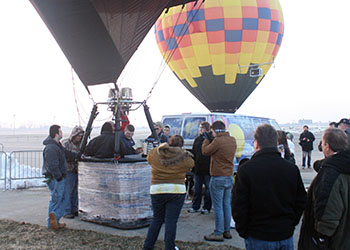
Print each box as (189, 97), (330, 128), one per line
(154, 0), (284, 112)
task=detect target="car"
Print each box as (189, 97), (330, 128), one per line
(161, 112), (281, 169)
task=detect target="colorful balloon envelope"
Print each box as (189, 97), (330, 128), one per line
(155, 0), (284, 112)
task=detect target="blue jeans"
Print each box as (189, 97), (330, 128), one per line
(245, 236), (293, 250)
(210, 176), (233, 234)
(302, 150), (312, 167)
(64, 172), (78, 214)
(192, 174), (211, 211)
(47, 178), (68, 228)
(143, 194), (185, 250)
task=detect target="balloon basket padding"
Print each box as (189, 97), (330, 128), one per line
(78, 161), (152, 230)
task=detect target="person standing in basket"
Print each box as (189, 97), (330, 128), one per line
(143, 135), (194, 250)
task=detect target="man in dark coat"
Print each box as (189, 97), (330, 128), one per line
(233, 124), (307, 250)
(299, 125), (315, 168)
(42, 124), (76, 230)
(298, 128), (350, 250)
(85, 121), (115, 158)
(188, 121), (212, 214)
(337, 118), (350, 149)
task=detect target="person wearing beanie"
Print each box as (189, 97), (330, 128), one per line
(202, 120), (237, 242)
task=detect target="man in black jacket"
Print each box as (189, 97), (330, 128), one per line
(188, 121), (212, 214)
(42, 124), (76, 230)
(299, 125), (315, 169)
(233, 124), (307, 250)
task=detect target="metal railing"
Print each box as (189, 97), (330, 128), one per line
(1, 150), (44, 190)
(0, 151), (7, 190)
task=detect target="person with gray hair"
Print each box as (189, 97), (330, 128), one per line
(298, 128), (350, 250)
(233, 124), (306, 250)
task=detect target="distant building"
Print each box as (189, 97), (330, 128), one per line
(298, 119), (312, 125)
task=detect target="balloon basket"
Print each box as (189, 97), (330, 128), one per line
(78, 161), (152, 229)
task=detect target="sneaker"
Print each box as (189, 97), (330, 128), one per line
(49, 212), (58, 230)
(174, 246), (179, 250)
(223, 231), (232, 239)
(204, 233), (224, 242)
(63, 213), (75, 219)
(187, 208), (200, 213)
(201, 209), (209, 214)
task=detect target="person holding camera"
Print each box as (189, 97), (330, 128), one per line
(202, 121), (237, 241)
(188, 121), (212, 214)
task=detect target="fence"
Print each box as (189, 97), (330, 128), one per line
(1, 150), (45, 190)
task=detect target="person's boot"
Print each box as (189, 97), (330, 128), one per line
(204, 233), (224, 241)
(49, 212), (59, 230)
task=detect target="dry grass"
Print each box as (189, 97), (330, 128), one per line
(0, 219), (241, 250)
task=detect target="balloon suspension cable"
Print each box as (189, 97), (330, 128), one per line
(145, 1), (204, 102)
(71, 67), (83, 126)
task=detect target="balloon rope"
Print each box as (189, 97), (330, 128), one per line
(144, 0), (204, 103)
(71, 67), (82, 126)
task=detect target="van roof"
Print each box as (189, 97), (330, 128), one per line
(162, 112), (273, 120)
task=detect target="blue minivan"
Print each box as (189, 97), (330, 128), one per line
(161, 113), (281, 168)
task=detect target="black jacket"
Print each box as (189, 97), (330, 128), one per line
(192, 135), (210, 175)
(85, 132), (115, 158)
(232, 147), (307, 241)
(299, 130), (315, 151)
(85, 132), (135, 158)
(42, 136), (75, 180)
(298, 150), (350, 250)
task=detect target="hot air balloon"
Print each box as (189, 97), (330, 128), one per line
(30, 0), (196, 88)
(155, 0), (284, 112)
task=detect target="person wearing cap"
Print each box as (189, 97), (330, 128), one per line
(202, 120), (237, 241)
(299, 125), (315, 169)
(61, 125), (84, 219)
(337, 118), (350, 149)
(147, 121), (168, 143)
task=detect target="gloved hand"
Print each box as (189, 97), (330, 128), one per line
(203, 132), (210, 140)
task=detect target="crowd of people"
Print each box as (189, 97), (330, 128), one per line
(41, 117), (350, 250)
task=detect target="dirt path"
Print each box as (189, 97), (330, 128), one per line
(0, 219), (240, 250)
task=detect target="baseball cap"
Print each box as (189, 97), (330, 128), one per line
(337, 118), (350, 126)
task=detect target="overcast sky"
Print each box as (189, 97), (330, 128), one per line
(1, 0), (349, 129)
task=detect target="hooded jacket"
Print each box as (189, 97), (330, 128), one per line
(42, 136), (68, 180)
(61, 126), (84, 173)
(147, 143), (194, 185)
(298, 150), (350, 250)
(202, 132), (237, 176)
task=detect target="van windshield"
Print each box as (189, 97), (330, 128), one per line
(163, 117), (183, 137)
(183, 117), (206, 139)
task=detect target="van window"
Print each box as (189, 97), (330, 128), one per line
(183, 117), (206, 139)
(163, 117), (183, 136)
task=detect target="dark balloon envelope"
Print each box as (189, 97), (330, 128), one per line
(30, 0), (197, 88)
(155, 0), (284, 112)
